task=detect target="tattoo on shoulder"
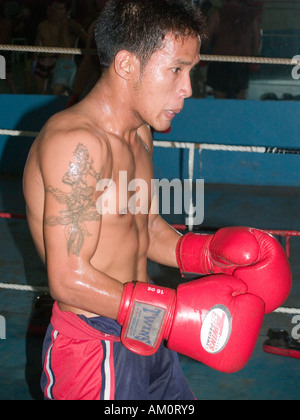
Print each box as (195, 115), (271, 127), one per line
(45, 143), (103, 256)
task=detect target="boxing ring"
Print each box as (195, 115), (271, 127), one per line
(0, 132), (300, 315)
(0, 44), (300, 400)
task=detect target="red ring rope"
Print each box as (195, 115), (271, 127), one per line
(0, 212), (27, 220)
(0, 212), (299, 258)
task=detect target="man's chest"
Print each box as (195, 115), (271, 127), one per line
(98, 139), (154, 217)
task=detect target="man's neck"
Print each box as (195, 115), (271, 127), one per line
(82, 77), (144, 142)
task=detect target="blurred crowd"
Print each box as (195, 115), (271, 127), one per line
(0, 0), (262, 99)
(0, 0), (107, 95)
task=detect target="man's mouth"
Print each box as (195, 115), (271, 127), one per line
(165, 108), (182, 120)
(166, 110), (175, 119)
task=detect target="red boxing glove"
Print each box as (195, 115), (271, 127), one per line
(176, 227), (292, 314)
(117, 276), (265, 373)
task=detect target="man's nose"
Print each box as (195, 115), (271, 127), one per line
(178, 75), (193, 99)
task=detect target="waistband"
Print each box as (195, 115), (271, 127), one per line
(51, 302), (121, 342)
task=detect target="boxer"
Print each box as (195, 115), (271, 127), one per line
(23, 0), (291, 400)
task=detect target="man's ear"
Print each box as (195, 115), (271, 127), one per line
(114, 50), (139, 80)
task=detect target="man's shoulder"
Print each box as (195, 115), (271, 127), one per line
(38, 112), (110, 165)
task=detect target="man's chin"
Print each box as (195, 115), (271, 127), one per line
(152, 123), (172, 134)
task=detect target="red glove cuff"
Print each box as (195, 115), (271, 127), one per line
(117, 282), (135, 326)
(176, 233), (213, 276)
(118, 282), (176, 356)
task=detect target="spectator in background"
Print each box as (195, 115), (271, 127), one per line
(72, 0), (94, 30)
(32, 0), (87, 95)
(66, 0), (108, 107)
(50, 0), (87, 95)
(204, 0), (262, 99)
(189, 0), (214, 98)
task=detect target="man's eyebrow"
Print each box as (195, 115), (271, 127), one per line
(173, 59), (193, 66)
(173, 56), (201, 67)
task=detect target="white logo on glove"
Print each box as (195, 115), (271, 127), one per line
(201, 305), (232, 354)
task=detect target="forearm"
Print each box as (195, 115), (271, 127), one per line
(48, 259), (124, 320)
(147, 215), (181, 268)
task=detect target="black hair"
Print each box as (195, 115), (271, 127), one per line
(94, 0), (206, 71)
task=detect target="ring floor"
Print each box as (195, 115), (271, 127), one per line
(0, 175), (300, 400)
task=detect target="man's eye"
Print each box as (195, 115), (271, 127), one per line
(172, 67), (181, 74)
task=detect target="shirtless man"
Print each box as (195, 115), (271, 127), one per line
(33, 0), (87, 94)
(23, 0), (291, 400)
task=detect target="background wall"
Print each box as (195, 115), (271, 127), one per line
(0, 94), (299, 187)
(154, 98), (300, 187)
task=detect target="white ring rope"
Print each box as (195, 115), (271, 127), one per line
(0, 129), (40, 138)
(153, 141), (300, 155)
(0, 282), (298, 315)
(274, 307), (300, 315)
(1, 44), (300, 66)
(0, 282), (49, 293)
(1, 129), (299, 155)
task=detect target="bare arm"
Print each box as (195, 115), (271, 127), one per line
(141, 125), (182, 268)
(147, 177), (182, 268)
(41, 131), (123, 319)
(69, 20), (88, 44)
(147, 213), (182, 268)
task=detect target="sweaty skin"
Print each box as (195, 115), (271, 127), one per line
(23, 33), (201, 320)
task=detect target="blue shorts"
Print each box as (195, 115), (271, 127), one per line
(41, 302), (195, 400)
(51, 58), (77, 90)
